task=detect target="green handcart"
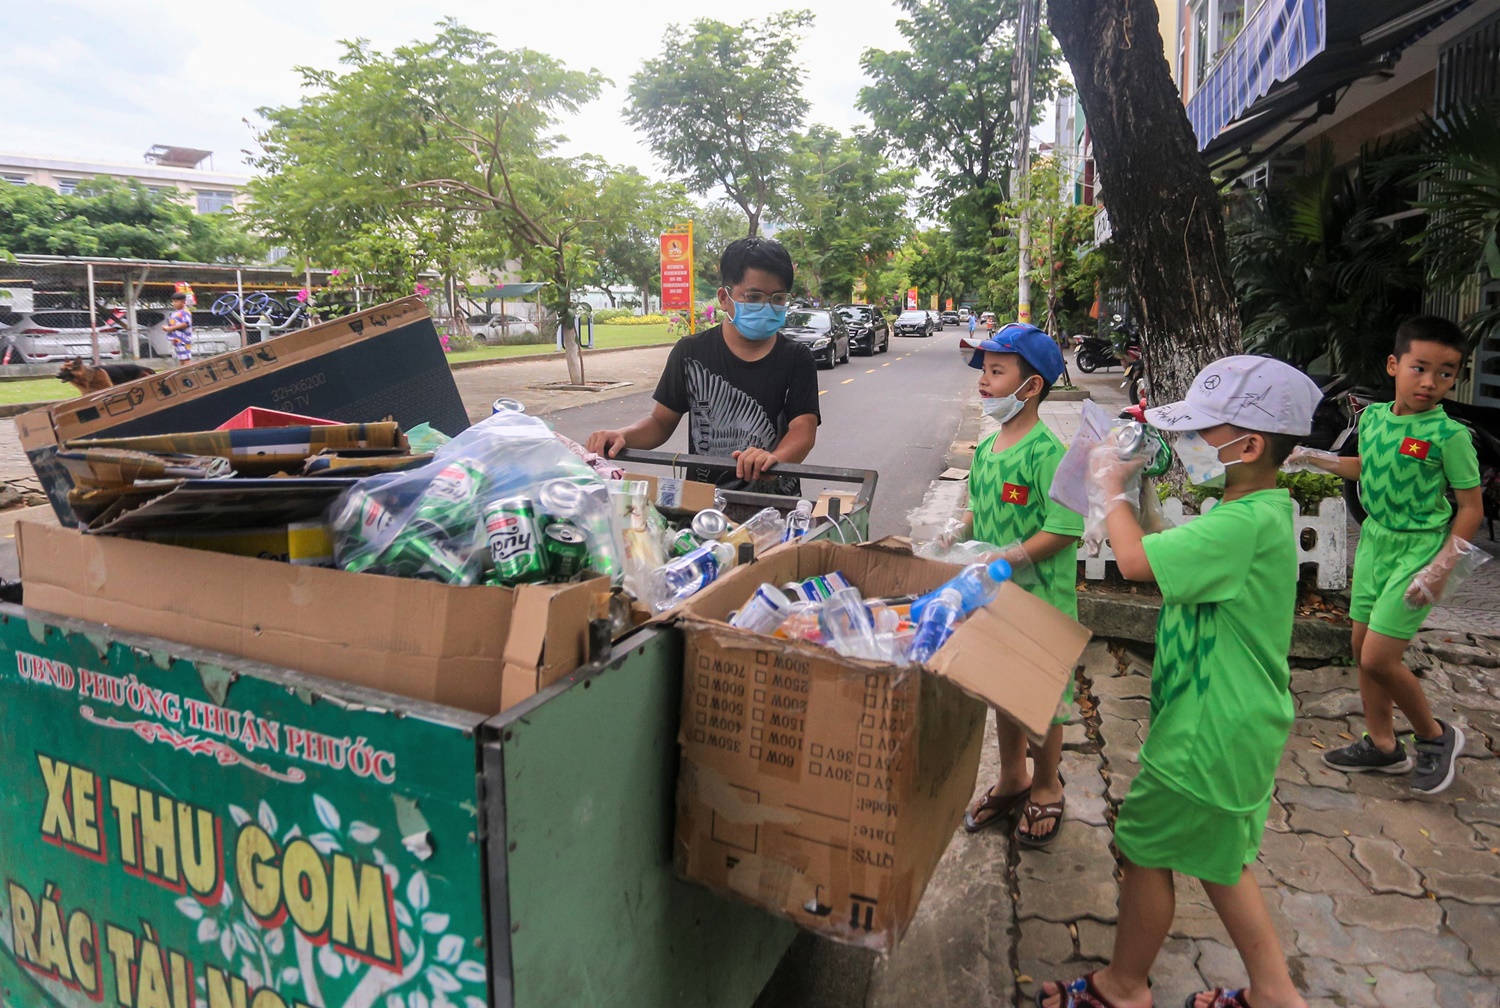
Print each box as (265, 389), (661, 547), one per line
(0, 454), (876, 1008)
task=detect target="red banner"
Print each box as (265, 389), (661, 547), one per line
(660, 233), (693, 311)
(906, 287), (918, 310)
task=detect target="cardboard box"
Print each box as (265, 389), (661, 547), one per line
(674, 539), (1090, 950)
(142, 522), (335, 566)
(18, 298), (467, 524)
(621, 471), (719, 515)
(18, 521), (605, 715)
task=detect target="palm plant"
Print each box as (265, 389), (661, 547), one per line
(1229, 142), (1422, 384)
(1391, 98), (1500, 340)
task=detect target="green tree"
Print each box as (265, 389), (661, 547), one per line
(0, 178), (261, 262)
(775, 127), (914, 301)
(627, 11), (814, 236)
(590, 170), (691, 307)
(690, 199), (749, 298)
(248, 22), (608, 382)
(859, 0), (1062, 289)
(904, 228), (968, 309)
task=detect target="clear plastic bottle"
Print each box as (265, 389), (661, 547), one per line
(906, 588), (963, 664)
(724, 507), (789, 554)
(730, 583), (793, 634)
(782, 499), (815, 543)
(819, 587), (882, 660)
(911, 558), (1013, 619)
(647, 541), (734, 612)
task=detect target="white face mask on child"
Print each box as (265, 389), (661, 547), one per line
(1175, 431), (1250, 488)
(980, 377), (1039, 424)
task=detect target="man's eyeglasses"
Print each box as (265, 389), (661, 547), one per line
(725, 289), (791, 307)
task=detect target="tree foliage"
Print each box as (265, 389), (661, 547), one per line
(0, 178), (262, 262)
(590, 170), (692, 307)
(1230, 144), (1421, 384)
(859, 0), (1062, 294)
(626, 11), (814, 236)
(775, 127), (914, 302)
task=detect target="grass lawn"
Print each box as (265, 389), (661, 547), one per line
(446, 323), (674, 364)
(0, 325), (679, 407)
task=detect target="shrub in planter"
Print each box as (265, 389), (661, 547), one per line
(592, 308), (637, 323)
(601, 313), (671, 325)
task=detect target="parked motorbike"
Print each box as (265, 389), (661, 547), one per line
(1072, 333), (1122, 373)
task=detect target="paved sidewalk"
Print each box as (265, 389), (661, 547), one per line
(866, 639), (1500, 1007)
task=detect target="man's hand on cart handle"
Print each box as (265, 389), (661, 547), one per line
(734, 447), (778, 481)
(586, 429), (628, 459)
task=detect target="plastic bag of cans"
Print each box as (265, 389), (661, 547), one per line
(328, 412), (622, 587)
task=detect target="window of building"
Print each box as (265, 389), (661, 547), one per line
(197, 190), (236, 214)
(1189, 0), (1250, 90)
(1, 174), (27, 186)
(57, 178), (80, 195)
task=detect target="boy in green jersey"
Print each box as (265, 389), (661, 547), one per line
(956, 323), (1083, 847)
(1294, 316), (1482, 795)
(1038, 356), (1321, 1008)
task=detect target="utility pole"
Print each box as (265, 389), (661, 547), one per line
(1013, 0), (1042, 324)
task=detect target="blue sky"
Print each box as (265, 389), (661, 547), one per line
(1, 0), (913, 179)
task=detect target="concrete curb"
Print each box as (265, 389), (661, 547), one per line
(1078, 592), (1351, 660)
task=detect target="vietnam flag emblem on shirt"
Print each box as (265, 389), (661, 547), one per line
(1399, 437), (1431, 460)
(1002, 482), (1030, 505)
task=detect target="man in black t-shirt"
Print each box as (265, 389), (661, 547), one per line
(587, 238), (820, 494)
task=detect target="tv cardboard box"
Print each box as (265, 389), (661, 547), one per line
(18, 520), (605, 716)
(17, 298), (468, 525)
(674, 539), (1090, 951)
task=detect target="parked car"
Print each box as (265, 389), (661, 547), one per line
(468, 313), (540, 344)
(958, 307), (971, 322)
(941, 310), (960, 325)
(833, 304), (890, 356)
(0, 310), (122, 362)
(780, 309), (850, 368)
(137, 309), (243, 358)
(927, 310), (946, 332)
(893, 310), (934, 337)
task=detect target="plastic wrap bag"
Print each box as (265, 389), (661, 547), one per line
(1083, 444), (1150, 557)
(328, 411), (620, 586)
(1404, 536), (1492, 609)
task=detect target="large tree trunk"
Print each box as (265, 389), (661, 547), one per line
(1048, 0), (1241, 406)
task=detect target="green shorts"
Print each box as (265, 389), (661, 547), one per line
(1113, 765), (1269, 887)
(1053, 673), (1076, 727)
(1349, 520), (1446, 640)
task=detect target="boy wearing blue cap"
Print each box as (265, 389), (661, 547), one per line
(958, 322), (1083, 846)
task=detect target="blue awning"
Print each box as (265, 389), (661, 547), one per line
(1188, 0), (1327, 149)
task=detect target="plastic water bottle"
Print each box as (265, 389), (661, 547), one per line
(819, 587), (882, 661)
(725, 507), (789, 554)
(911, 558), (1013, 620)
(906, 588), (963, 664)
(782, 500), (814, 543)
(647, 541), (734, 612)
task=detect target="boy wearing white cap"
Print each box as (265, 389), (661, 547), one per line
(1038, 356), (1320, 1008)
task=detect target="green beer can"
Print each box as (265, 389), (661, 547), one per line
(543, 522), (589, 579)
(416, 460), (486, 536)
(484, 497), (549, 585)
(383, 523), (472, 583)
(669, 527), (702, 557)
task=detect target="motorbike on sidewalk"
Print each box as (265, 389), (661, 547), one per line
(1071, 332), (1122, 373)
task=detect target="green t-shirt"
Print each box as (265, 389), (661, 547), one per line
(969, 421), (1083, 617)
(1358, 402), (1480, 531)
(1139, 489), (1297, 813)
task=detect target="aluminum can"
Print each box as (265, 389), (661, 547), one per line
(382, 524), (470, 583)
(334, 488), (394, 545)
(669, 528), (703, 557)
(825, 571), (853, 592)
(802, 575), (835, 601)
(543, 522), (589, 578)
(416, 460), (485, 536)
(1109, 422), (1174, 478)
(484, 497), (549, 585)
(539, 478), (587, 519)
(491, 397), (526, 414)
(691, 508), (731, 541)
(729, 583), (793, 634)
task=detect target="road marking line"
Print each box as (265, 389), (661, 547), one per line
(841, 378), (854, 384)
(865, 369), (875, 373)
(882, 362), (891, 366)
(819, 389), (828, 395)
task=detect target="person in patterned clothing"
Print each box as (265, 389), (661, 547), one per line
(1295, 316), (1481, 795)
(956, 323), (1082, 847)
(1038, 356), (1320, 1008)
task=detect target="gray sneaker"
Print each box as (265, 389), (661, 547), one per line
(1322, 734), (1414, 774)
(1411, 721), (1465, 796)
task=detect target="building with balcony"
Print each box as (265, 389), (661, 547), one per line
(0, 145), (250, 214)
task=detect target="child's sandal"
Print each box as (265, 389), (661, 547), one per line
(1034, 972), (1131, 1008)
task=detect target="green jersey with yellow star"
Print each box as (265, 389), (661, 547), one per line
(969, 421), (1082, 618)
(1356, 401), (1480, 532)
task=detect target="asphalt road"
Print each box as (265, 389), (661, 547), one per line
(543, 326), (977, 540)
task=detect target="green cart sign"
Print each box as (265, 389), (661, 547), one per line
(0, 610), (488, 1008)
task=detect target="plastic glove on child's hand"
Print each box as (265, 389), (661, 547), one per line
(1283, 446), (1341, 473)
(1404, 536), (1492, 610)
(1085, 443), (1147, 499)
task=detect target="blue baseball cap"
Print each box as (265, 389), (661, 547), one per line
(967, 322), (1065, 385)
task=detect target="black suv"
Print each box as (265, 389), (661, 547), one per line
(834, 304), (890, 356)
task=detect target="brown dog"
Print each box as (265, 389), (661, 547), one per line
(57, 358), (156, 394)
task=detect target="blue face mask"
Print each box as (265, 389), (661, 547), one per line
(731, 299), (787, 340)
